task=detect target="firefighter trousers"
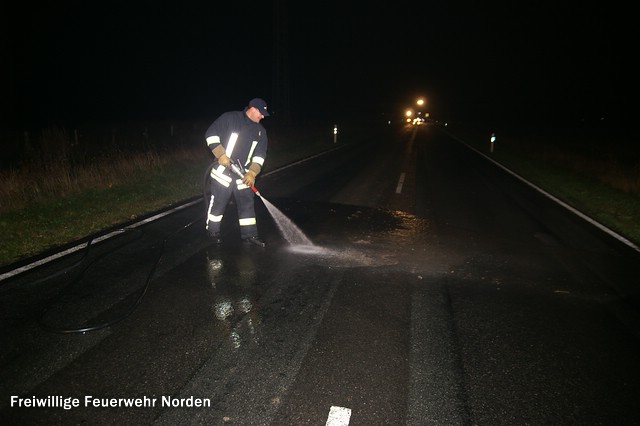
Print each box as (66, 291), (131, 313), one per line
(206, 178), (258, 239)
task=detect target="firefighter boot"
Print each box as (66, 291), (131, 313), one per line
(208, 231), (222, 244)
(242, 236), (266, 247)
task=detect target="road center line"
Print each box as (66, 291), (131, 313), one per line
(395, 172), (406, 194)
(325, 405), (351, 426)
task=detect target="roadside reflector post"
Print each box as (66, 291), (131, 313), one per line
(333, 124), (338, 144)
(490, 132), (496, 153)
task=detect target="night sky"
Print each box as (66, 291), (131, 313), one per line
(2, 1), (634, 130)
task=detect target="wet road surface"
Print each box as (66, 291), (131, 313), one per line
(1, 124), (640, 425)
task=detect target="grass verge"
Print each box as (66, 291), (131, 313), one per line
(0, 158), (208, 267)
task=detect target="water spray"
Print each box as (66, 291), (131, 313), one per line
(227, 159), (313, 246)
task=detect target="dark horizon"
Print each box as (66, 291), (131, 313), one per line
(2, 1), (634, 131)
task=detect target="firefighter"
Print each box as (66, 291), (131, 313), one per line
(205, 98), (269, 247)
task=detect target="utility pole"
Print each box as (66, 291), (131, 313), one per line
(272, 0), (291, 125)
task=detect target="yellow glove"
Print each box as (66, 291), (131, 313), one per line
(242, 170), (257, 187)
(218, 154), (231, 168)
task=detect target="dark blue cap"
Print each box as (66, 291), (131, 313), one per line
(249, 98), (270, 116)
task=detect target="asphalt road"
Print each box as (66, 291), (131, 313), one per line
(1, 124), (639, 425)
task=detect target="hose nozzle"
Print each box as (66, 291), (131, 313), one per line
(229, 162), (245, 180)
(230, 160), (261, 197)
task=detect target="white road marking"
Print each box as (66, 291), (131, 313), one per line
(326, 406), (351, 426)
(395, 172), (406, 194)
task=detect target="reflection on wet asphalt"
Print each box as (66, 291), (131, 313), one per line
(0, 198), (443, 425)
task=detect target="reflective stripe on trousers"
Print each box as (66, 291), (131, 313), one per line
(206, 176), (258, 238)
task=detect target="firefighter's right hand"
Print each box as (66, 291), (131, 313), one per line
(218, 154), (231, 168)
(242, 170), (256, 187)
